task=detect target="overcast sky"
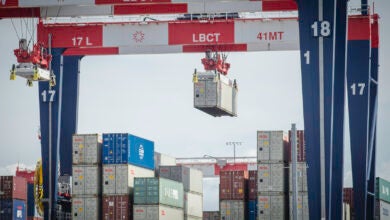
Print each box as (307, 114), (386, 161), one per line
(0, 0), (389, 211)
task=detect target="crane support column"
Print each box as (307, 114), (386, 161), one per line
(38, 48), (82, 219)
(296, 0), (348, 218)
(346, 15), (371, 220)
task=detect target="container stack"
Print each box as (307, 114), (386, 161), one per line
(158, 166), (203, 220)
(133, 177), (184, 220)
(247, 170), (258, 220)
(71, 134), (102, 220)
(0, 176), (27, 220)
(219, 170), (248, 220)
(257, 130), (287, 220)
(154, 152), (176, 176)
(288, 130), (309, 220)
(203, 211), (220, 220)
(102, 133), (155, 220)
(375, 177), (390, 220)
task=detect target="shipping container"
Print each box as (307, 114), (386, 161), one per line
(102, 195), (132, 220)
(248, 200), (257, 220)
(133, 204), (184, 220)
(72, 165), (101, 195)
(0, 199), (27, 220)
(248, 170), (257, 200)
(184, 192), (203, 218)
(376, 199), (390, 220)
(193, 71), (237, 117)
(220, 200), (246, 220)
(257, 163), (286, 192)
(0, 176), (27, 200)
(289, 162), (308, 192)
(343, 203), (351, 220)
(257, 131), (286, 162)
(203, 211), (220, 220)
(103, 164), (154, 195)
(154, 152), (176, 171)
(219, 170), (247, 200)
(72, 134), (102, 164)
(134, 177), (184, 208)
(288, 130), (306, 162)
(102, 133), (154, 170)
(158, 166), (203, 194)
(376, 177), (390, 203)
(72, 196), (100, 220)
(258, 192), (286, 220)
(289, 192), (309, 220)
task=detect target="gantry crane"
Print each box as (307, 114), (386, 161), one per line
(0, 0), (379, 219)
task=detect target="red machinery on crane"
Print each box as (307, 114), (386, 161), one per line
(201, 50), (230, 76)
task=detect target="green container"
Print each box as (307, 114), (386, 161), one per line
(376, 177), (390, 203)
(134, 177), (184, 208)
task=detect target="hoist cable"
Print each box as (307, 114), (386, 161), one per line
(10, 19), (21, 40)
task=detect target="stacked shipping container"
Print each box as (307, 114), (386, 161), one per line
(0, 176), (27, 220)
(257, 130), (287, 220)
(71, 134), (102, 220)
(158, 166), (203, 220)
(102, 133), (155, 220)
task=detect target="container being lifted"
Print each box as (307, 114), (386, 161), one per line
(193, 51), (238, 117)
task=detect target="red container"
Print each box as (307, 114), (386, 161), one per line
(15, 167), (35, 184)
(219, 170), (247, 200)
(343, 188), (354, 210)
(248, 170), (257, 200)
(102, 195), (132, 220)
(288, 130), (306, 162)
(0, 176), (27, 201)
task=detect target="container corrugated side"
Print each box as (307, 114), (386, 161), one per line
(203, 211), (220, 220)
(220, 200), (246, 220)
(343, 203), (351, 220)
(258, 192), (286, 220)
(0, 199), (27, 220)
(103, 164), (154, 195)
(184, 192), (203, 217)
(72, 134), (102, 164)
(0, 176), (27, 201)
(248, 170), (257, 200)
(376, 177), (390, 203)
(154, 152), (176, 170)
(289, 162), (308, 192)
(248, 200), (257, 220)
(102, 195), (131, 220)
(257, 130), (285, 162)
(133, 204), (184, 220)
(158, 166), (203, 194)
(102, 133), (155, 170)
(72, 165), (101, 195)
(376, 200), (390, 220)
(343, 188), (354, 210)
(288, 130), (306, 162)
(72, 196), (100, 220)
(257, 163), (285, 192)
(134, 177), (184, 208)
(219, 170), (247, 200)
(289, 192), (309, 220)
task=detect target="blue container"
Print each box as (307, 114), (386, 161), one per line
(248, 200), (257, 220)
(27, 183), (35, 217)
(102, 133), (155, 170)
(0, 199), (27, 220)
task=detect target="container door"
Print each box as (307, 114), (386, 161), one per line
(103, 165), (116, 194)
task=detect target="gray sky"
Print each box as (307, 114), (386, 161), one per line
(0, 0), (389, 210)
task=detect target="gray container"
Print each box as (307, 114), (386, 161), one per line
(72, 196), (100, 220)
(376, 199), (390, 220)
(133, 204), (184, 220)
(257, 131), (286, 162)
(72, 134), (102, 164)
(103, 164), (154, 195)
(289, 162), (308, 192)
(194, 71), (237, 117)
(184, 192), (203, 218)
(220, 200), (246, 220)
(258, 192), (286, 220)
(257, 163), (286, 192)
(289, 192), (309, 220)
(154, 152), (176, 169)
(72, 165), (101, 195)
(134, 177), (184, 208)
(159, 166), (203, 194)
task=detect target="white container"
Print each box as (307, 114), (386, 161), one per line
(185, 216), (202, 220)
(289, 192), (309, 220)
(343, 203), (351, 220)
(133, 204), (184, 220)
(159, 166), (203, 194)
(220, 200), (246, 220)
(289, 162), (308, 192)
(72, 134), (102, 164)
(257, 163), (285, 192)
(154, 152), (176, 169)
(72, 165), (101, 195)
(184, 192), (203, 218)
(257, 131), (285, 162)
(103, 164), (154, 195)
(258, 193), (286, 220)
(72, 196), (100, 220)
(376, 200), (390, 220)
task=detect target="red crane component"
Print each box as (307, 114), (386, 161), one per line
(201, 51), (230, 75)
(13, 39), (52, 70)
